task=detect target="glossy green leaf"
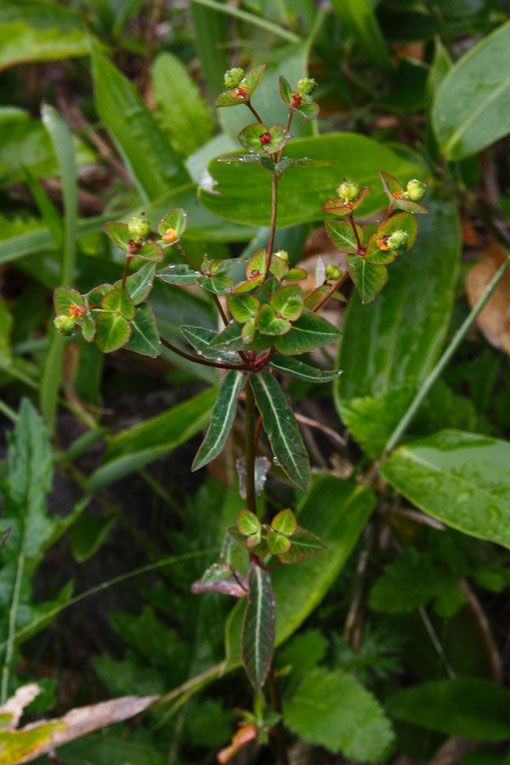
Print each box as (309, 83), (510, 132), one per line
(270, 284), (303, 321)
(91, 43), (189, 202)
(336, 196), (460, 455)
(70, 513), (117, 563)
(237, 510), (261, 536)
(380, 171), (429, 214)
(346, 254), (388, 304)
(227, 294), (259, 322)
(104, 222), (131, 252)
(54, 286), (84, 316)
(151, 52), (213, 158)
(157, 208), (187, 242)
(432, 20), (510, 159)
(95, 312), (131, 353)
(267, 529), (291, 555)
(273, 309), (341, 355)
(271, 508), (297, 536)
(133, 240), (164, 263)
(278, 526), (325, 565)
(269, 352), (341, 383)
(199, 133), (419, 227)
(284, 668), (394, 762)
(210, 320), (271, 352)
(381, 430), (510, 547)
(226, 478), (376, 665)
(196, 273), (233, 296)
(158, 264), (199, 286)
(364, 211), (418, 265)
(124, 304), (161, 358)
(256, 304), (291, 336)
(87, 387), (216, 491)
(387, 679), (510, 741)
(179, 325), (238, 363)
(0, 19), (89, 71)
(101, 288), (135, 320)
(241, 562), (275, 691)
(251, 371), (310, 492)
(238, 123), (289, 154)
(325, 220), (362, 254)
(115, 262), (155, 305)
(330, 0), (391, 71)
(192, 371), (246, 471)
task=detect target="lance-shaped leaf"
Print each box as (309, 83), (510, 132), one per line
(191, 563), (247, 598)
(215, 64), (267, 107)
(278, 526), (326, 564)
(380, 171), (428, 214)
(101, 288), (135, 320)
(346, 254), (388, 304)
(364, 211), (418, 265)
(326, 220), (363, 253)
(322, 186), (371, 217)
(157, 207), (187, 245)
(241, 562), (275, 691)
(54, 286), (84, 316)
(95, 312), (131, 353)
(273, 309), (341, 355)
(210, 320), (271, 352)
(251, 371), (311, 492)
(238, 123), (290, 154)
(124, 304), (160, 358)
(279, 76), (319, 121)
(158, 264), (200, 286)
(192, 370), (246, 471)
(180, 325), (239, 363)
(115, 262), (156, 305)
(269, 353), (341, 383)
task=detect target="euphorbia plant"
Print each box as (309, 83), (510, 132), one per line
(53, 65), (427, 761)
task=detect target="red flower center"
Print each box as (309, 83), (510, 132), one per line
(259, 132), (271, 145)
(291, 92), (303, 108)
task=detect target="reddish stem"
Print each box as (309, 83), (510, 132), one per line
(312, 270), (350, 313)
(121, 255), (133, 290)
(246, 100), (264, 124)
(175, 244), (197, 269)
(348, 212), (363, 252)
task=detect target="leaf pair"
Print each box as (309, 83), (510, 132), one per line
(215, 65), (267, 107)
(229, 284), (304, 343)
(232, 508), (324, 563)
(279, 76), (319, 121)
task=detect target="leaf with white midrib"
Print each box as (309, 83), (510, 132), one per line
(251, 371), (311, 491)
(192, 370), (246, 471)
(241, 562), (275, 691)
(270, 352), (341, 383)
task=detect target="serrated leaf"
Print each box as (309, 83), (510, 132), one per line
(284, 668), (394, 762)
(95, 312), (131, 353)
(115, 262), (155, 305)
(269, 353), (341, 383)
(241, 562), (275, 691)
(387, 679), (510, 741)
(124, 304), (161, 358)
(278, 526), (325, 564)
(101, 288), (135, 320)
(346, 254), (388, 304)
(251, 371), (310, 492)
(273, 309), (341, 355)
(326, 220), (362, 254)
(192, 370), (246, 471)
(381, 430), (510, 547)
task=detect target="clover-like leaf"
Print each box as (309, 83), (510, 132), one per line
(321, 186), (371, 217)
(95, 312), (131, 353)
(380, 171), (429, 214)
(101, 288), (136, 320)
(269, 254), (290, 280)
(267, 529), (291, 556)
(237, 509), (262, 536)
(271, 507), (297, 536)
(114, 262), (156, 305)
(257, 304), (291, 336)
(197, 273), (234, 295)
(270, 284), (304, 321)
(279, 76), (319, 121)
(234, 248), (267, 292)
(157, 207), (187, 243)
(228, 294), (259, 323)
(215, 64), (267, 107)
(364, 211), (418, 265)
(284, 267), (308, 282)
(124, 304), (161, 358)
(238, 123), (290, 155)
(242, 316), (256, 344)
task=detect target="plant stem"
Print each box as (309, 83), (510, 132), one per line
(121, 254), (132, 289)
(175, 244), (198, 269)
(244, 377), (257, 515)
(265, 174), (279, 278)
(160, 337), (245, 371)
(213, 294), (229, 326)
(348, 212), (362, 251)
(383, 251), (510, 454)
(312, 270), (350, 313)
(268, 664), (289, 765)
(247, 101), (264, 124)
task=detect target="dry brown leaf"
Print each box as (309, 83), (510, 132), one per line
(0, 683), (158, 764)
(465, 246), (510, 354)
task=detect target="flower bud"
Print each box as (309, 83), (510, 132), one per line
(337, 180), (359, 202)
(298, 77), (317, 96)
(128, 216), (150, 241)
(276, 249), (289, 261)
(325, 264), (342, 281)
(386, 229), (408, 250)
(54, 314), (78, 336)
(224, 67), (244, 89)
(406, 179), (426, 202)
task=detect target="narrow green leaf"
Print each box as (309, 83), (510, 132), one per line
(95, 312), (131, 353)
(192, 370), (246, 471)
(87, 388), (216, 491)
(179, 325), (238, 363)
(381, 430), (510, 547)
(269, 353), (341, 383)
(330, 0), (391, 71)
(70, 513), (117, 563)
(124, 304), (161, 358)
(274, 309), (340, 355)
(0, 20), (89, 71)
(284, 668), (394, 762)
(91, 43), (189, 201)
(251, 371), (310, 492)
(346, 254), (388, 304)
(387, 679), (510, 741)
(432, 20), (510, 159)
(241, 562), (275, 691)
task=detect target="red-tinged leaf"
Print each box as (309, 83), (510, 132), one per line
(326, 220), (363, 254)
(54, 286), (84, 316)
(284, 267), (308, 282)
(114, 262), (156, 305)
(257, 304), (291, 336)
(278, 526), (326, 564)
(271, 508), (297, 536)
(346, 253), (388, 304)
(228, 294), (259, 323)
(101, 288), (136, 319)
(241, 562), (275, 691)
(364, 211), (418, 265)
(380, 171), (428, 214)
(191, 563), (248, 598)
(95, 312), (131, 353)
(86, 284), (113, 308)
(215, 65), (267, 108)
(157, 207), (187, 241)
(321, 186), (371, 217)
(238, 123), (290, 154)
(267, 529), (291, 555)
(124, 304), (161, 358)
(294, 100), (319, 121)
(104, 221), (132, 251)
(270, 284), (304, 321)
(246, 249), (266, 279)
(134, 240), (164, 263)
(237, 509), (261, 536)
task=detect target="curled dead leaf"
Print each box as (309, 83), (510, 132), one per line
(465, 246), (510, 355)
(217, 723), (257, 763)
